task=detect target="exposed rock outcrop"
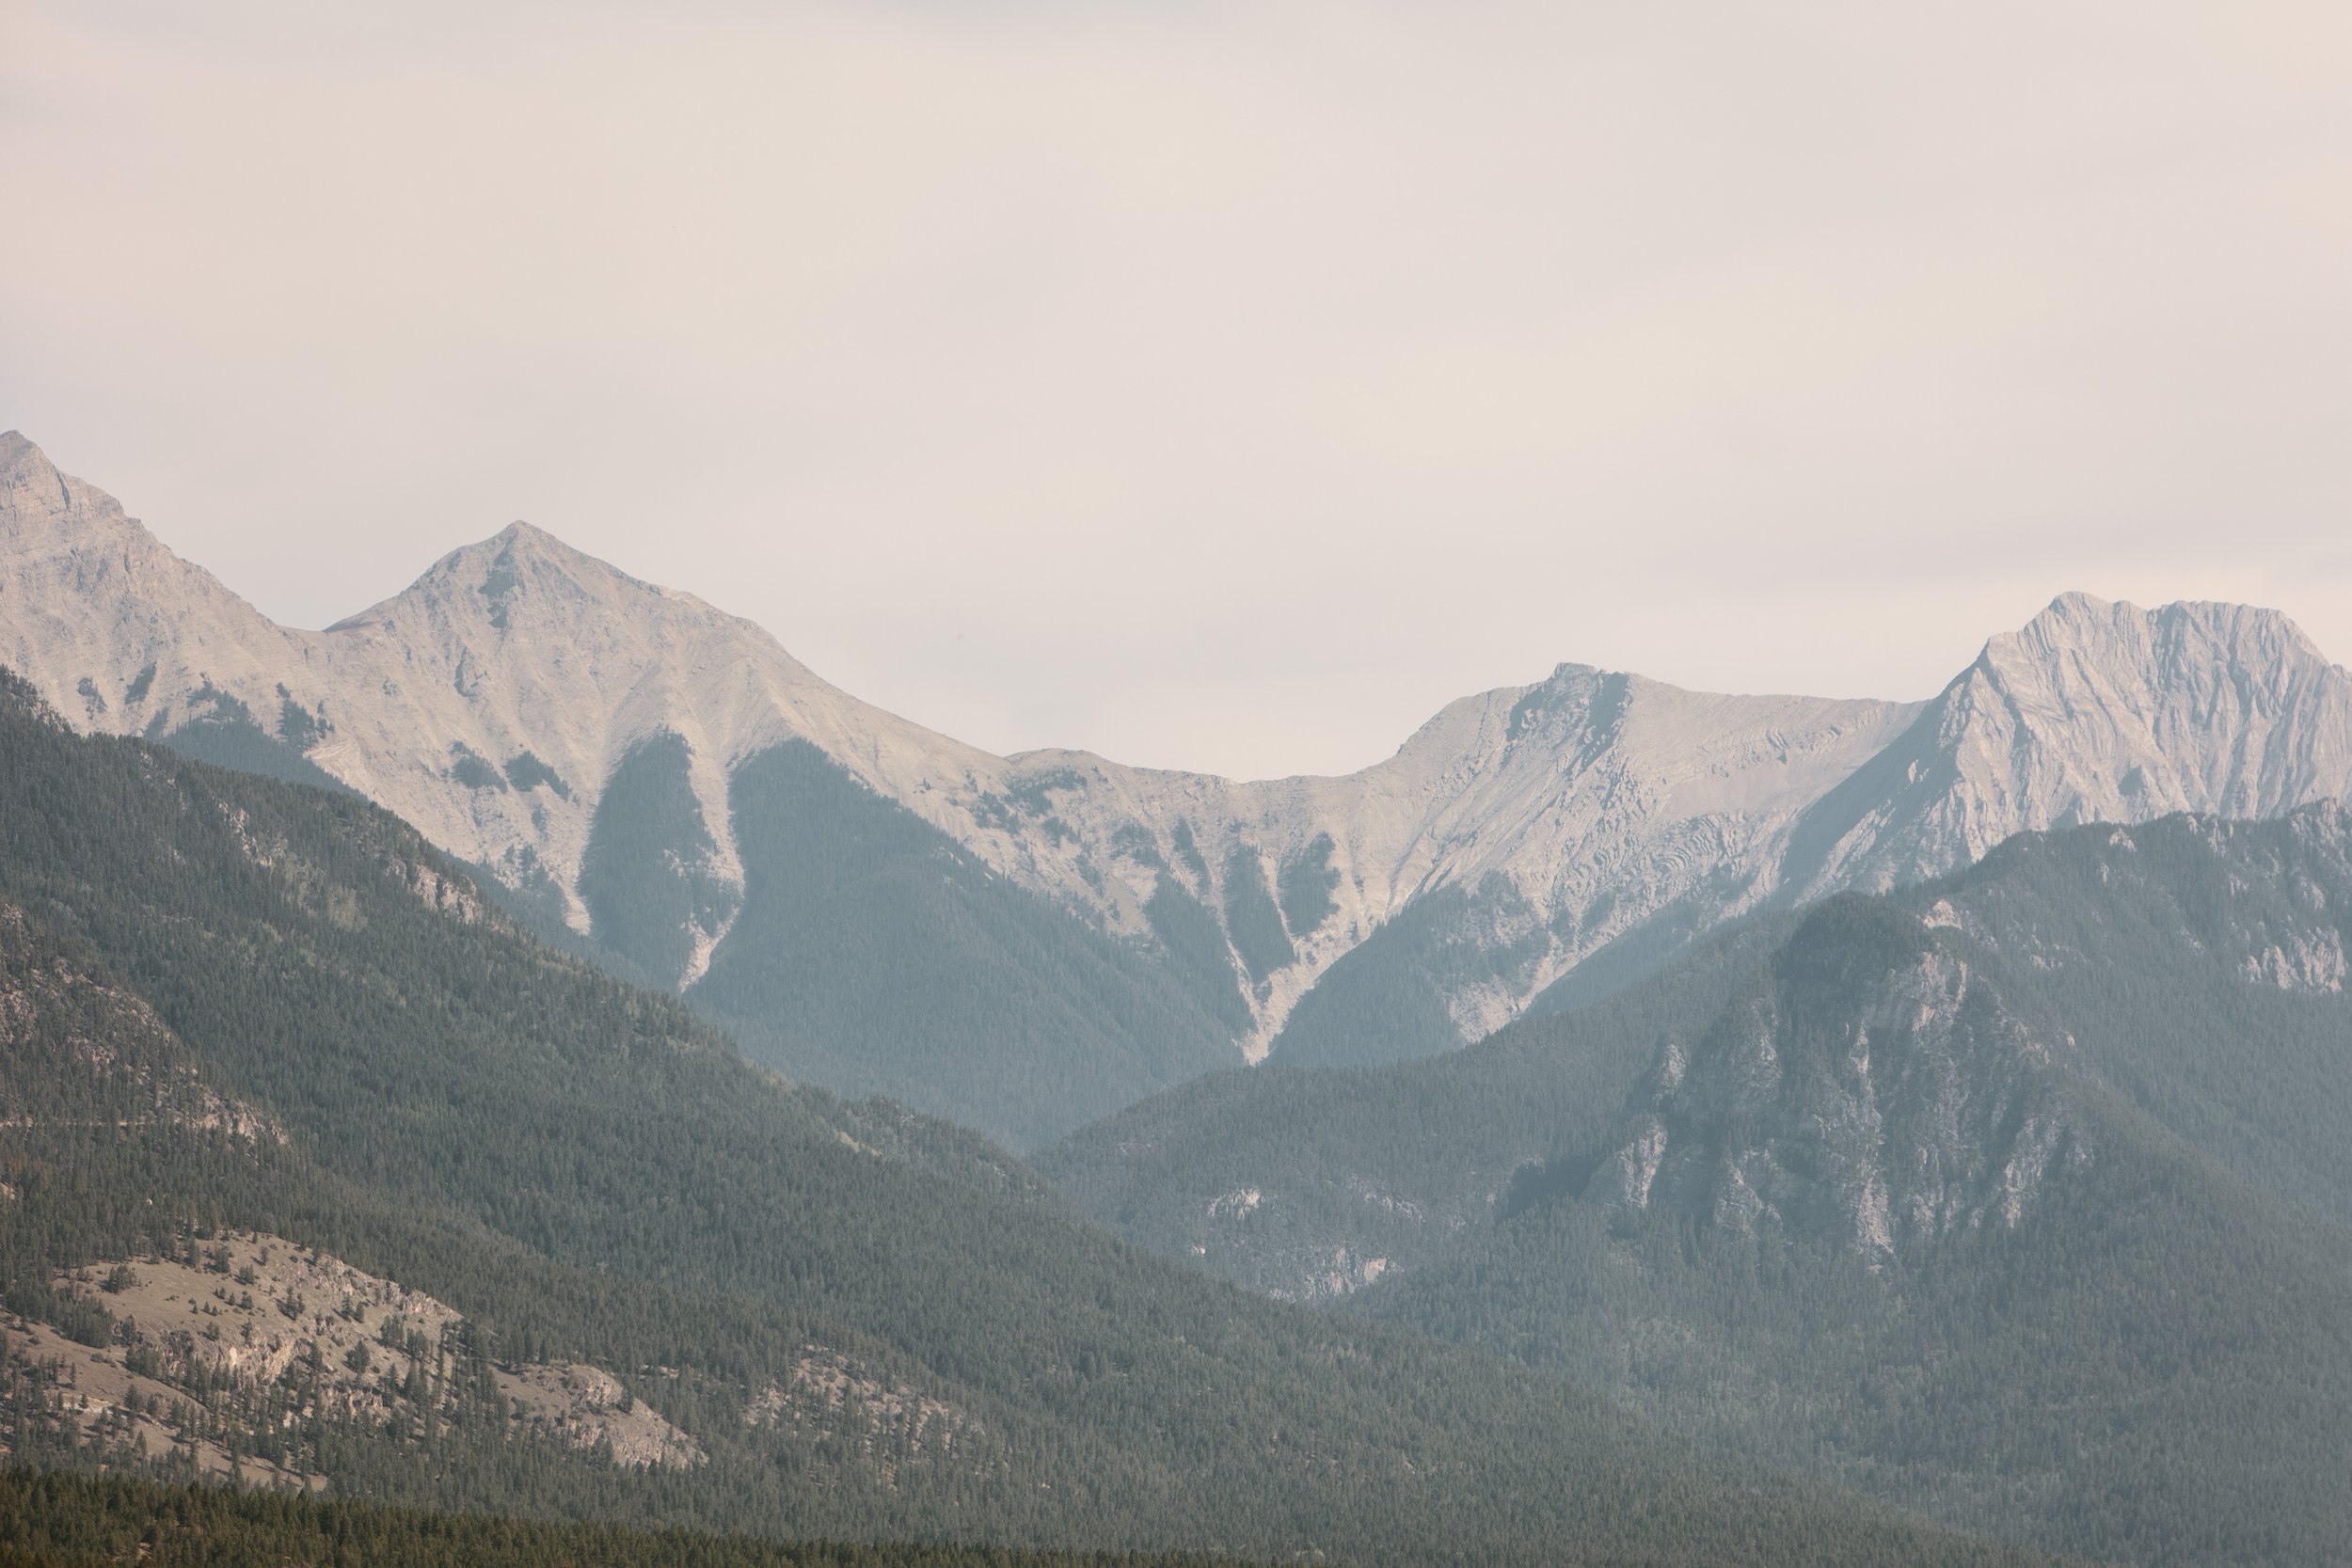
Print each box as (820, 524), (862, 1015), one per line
(1596, 900), (2090, 1262)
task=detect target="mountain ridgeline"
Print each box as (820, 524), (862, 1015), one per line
(12, 430), (2352, 1141)
(8, 423), (2352, 1566)
(0, 669), (2056, 1568)
(1041, 807), (2352, 1566)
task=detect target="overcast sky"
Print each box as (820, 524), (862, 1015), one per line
(6, 2), (2351, 778)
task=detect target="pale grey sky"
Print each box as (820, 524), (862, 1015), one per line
(6, 1), (2350, 778)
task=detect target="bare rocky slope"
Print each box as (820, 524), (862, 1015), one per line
(8, 1232), (706, 1484)
(8, 430), (2351, 1134)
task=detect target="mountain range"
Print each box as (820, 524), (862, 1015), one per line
(8, 427), (2352, 1566)
(8, 430), (2352, 1143)
(0, 661), (2045, 1568)
(1041, 806), (2352, 1564)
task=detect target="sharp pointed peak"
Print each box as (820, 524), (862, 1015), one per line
(330, 515), (729, 641)
(469, 517), (602, 563)
(0, 430), (58, 479)
(413, 518), (629, 592)
(2035, 589), (2118, 619)
(487, 518), (571, 548)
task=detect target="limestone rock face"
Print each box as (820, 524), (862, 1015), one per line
(1787, 592), (2352, 899)
(1599, 901), (2088, 1262)
(9, 428), (2352, 1067)
(0, 430), (306, 737)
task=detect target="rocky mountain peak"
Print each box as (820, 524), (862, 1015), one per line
(1983, 592), (2335, 696)
(1, 432), (132, 547)
(1957, 593), (2351, 816)
(332, 518), (678, 635)
(466, 518), (625, 581)
(0, 437), (303, 746)
(0, 429), (53, 482)
(1784, 593), (2352, 902)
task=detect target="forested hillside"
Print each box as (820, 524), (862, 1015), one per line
(1043, 820), (2352, 1566)
(1038, 911), (1799, 1295)
(0, 1470), (1228, 1568)
(0, 669), (2045, 1568)
(1912, 809), (2352, 1221)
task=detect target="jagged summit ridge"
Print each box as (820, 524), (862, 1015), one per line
(6, 430), (2350, 1076)
(1784, 592), (2352, 901)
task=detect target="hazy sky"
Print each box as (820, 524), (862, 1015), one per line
(6, 2), (2350, 778)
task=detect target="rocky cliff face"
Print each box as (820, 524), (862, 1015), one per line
(0, 432), (313, 740)
(1785, 593), (2352, 899)
(1903, 801), (2352, 1220)
(8, 429), (2351, 1077)
(1597, 899), (2088, 1261)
